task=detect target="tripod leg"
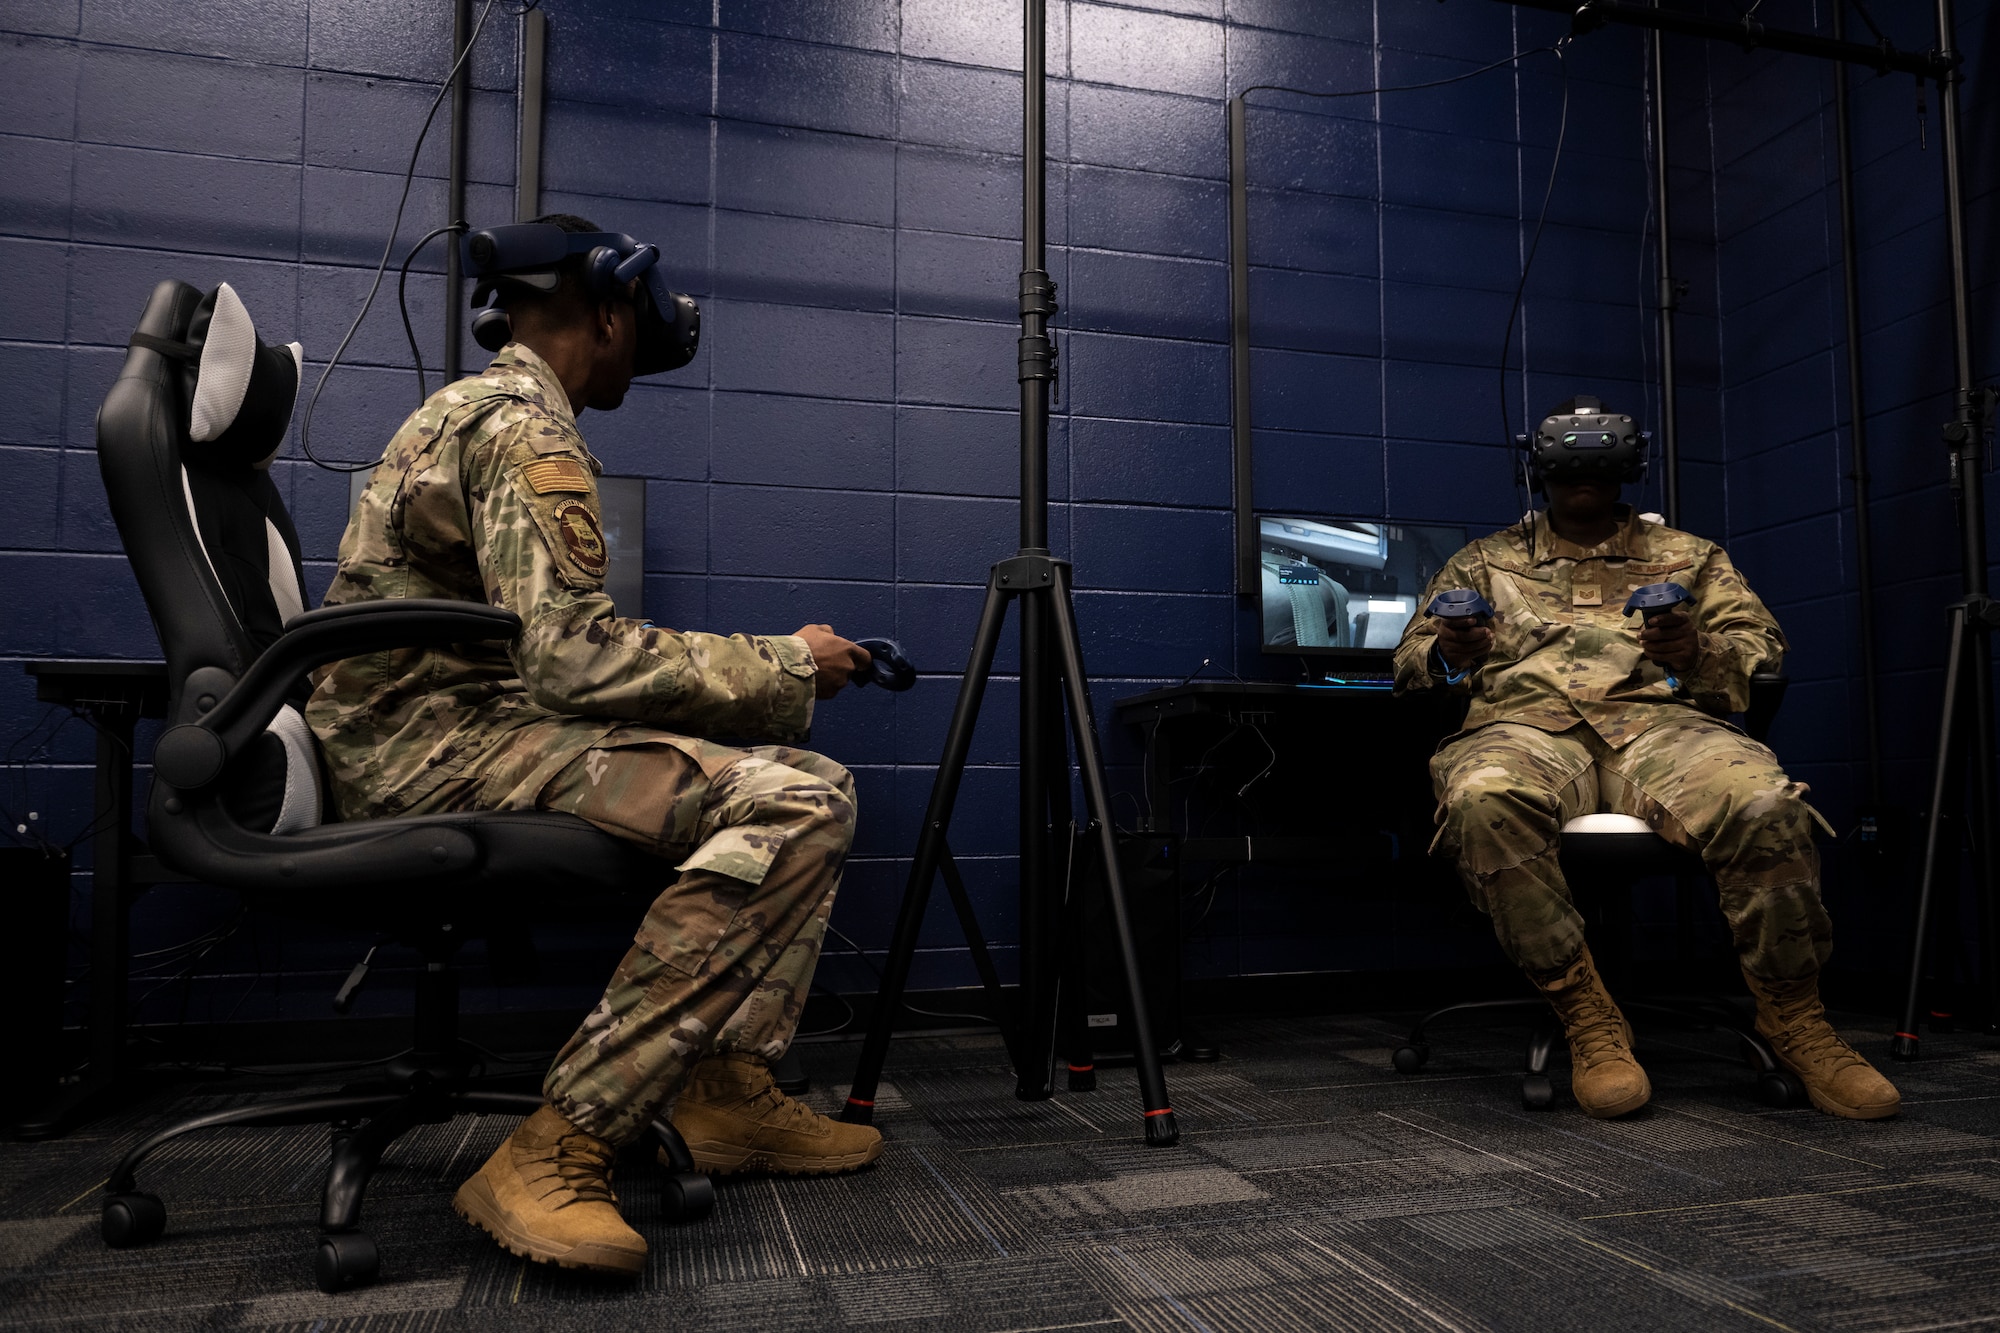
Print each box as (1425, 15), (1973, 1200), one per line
(1968, 628), (2000, 1035)
(937, 841), (1022, 1070)
(1059, 824), (1098, 1092)
(1017, 593), (1058, 1100)
(843, 580), (1013, 1123)
(1894, 603), (1969, 1060)
(1045, 569), (1178, 1146)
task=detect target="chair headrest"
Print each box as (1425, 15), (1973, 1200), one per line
(147, 283), (304, 469)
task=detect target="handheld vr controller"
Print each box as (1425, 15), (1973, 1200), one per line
(851, 638), (917, 692)
(1427, 588), (1494, 625)
(1623, 581), (1693, 624)
(463, 223), (701, 376)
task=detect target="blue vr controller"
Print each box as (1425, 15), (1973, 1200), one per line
(1622, 582), (1694, 623)
(852, 637), (917, 691)
(1427, 588), (1494, 624)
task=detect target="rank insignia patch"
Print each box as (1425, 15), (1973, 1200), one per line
(553, 501), (609, 577)
(521, 457), (593, 495)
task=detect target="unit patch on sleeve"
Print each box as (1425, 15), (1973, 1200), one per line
(553, 501), (610, 577)
(520, 457), (594, 495)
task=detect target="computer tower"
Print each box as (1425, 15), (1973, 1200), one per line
(1069, 833), (1183, 1061)
(4, 849), (70, 1124)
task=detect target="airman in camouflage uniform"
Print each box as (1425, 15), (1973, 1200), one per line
(1392, 508), (1828, 979)
(1395, 460), (1898, 1122)
(309, 216), (883, 1276)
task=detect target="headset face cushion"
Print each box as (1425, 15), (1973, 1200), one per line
(184, 282), (304, 469)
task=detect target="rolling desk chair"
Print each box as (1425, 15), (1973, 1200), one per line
(92, 278), (712, 1293)
(1393, 673), (1809, 1111)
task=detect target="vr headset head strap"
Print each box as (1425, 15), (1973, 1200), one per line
(462, 223), (698, 372)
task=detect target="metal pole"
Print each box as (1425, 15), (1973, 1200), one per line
(1014, 0), (1058, 1100)
(1931, 0), (2000, 1034)
(1019, 0), (1051, 555)
(444, 0), (472, 381)
(515, 5), (546, 223)
(1497, 0), (1948, 77)
(1894, 602), (1967, 1057)
(1228, 97), (1256, 594)
(1649, 15), (1679, 526)
(1831, 1), (1883, 806)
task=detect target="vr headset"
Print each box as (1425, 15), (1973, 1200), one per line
(463, 223), (701, 375)
(1515, 395), (1650, 493)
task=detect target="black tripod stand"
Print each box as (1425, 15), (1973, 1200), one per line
(839, 0), (1178, 1147)
(1892, 0), (2000, 1058)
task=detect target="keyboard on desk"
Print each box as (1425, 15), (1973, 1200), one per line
(1299, 671), (1396, 689)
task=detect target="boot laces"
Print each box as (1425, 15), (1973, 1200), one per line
(1565, 988), (1630, 1066)
(1772, 999), (1864, 1072)
(549, 1132), (618, 1206)
(746, 1080), (822, 1130)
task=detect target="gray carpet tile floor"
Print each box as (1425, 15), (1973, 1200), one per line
(4, 1010), (2000, 1331)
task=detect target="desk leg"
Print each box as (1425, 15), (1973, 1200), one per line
(1140, 722), (1218, 1063)
(14, 707), (138, 1139)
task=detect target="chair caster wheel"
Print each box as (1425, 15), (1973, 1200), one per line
(314, 1230), (380, 1293)
(1392, 1045), (1429, 1074)
(662, 1171), (714, 1223)
(1756, 1069), (1807, 1109)
(102, 1192), (165, 1247)
(1521, 1074), (1554, 1110)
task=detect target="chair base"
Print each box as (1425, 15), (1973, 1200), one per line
(1392, 995), (1807, 1113)
(99, 1051), (711, 1294)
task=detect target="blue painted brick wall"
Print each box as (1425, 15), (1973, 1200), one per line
(1693, 0), (1997, 973)
(9, 0), (1930, 1027)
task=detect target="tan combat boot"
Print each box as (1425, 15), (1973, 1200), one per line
(669, 1052), (885, 1176)
(452, 1105), (647, 1276)
(1743, 971), (1900, 1119)
(1528, 946), (1652, 1118)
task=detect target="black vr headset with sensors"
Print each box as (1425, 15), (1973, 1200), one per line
(1516, 395), (1651, 493)
(463, 223), (702, 376)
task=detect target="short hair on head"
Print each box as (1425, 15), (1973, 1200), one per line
(502, 211), (623, 328)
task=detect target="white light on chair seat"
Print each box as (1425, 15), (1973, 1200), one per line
(1562, 813), (1654, 835)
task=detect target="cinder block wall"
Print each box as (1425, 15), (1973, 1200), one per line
(1691, 0), (1997, 973)
(14, 0), (1899, 1029)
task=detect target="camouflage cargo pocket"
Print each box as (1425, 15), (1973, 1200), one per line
(633, 876), (752, 980)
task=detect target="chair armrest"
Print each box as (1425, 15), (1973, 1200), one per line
(1744, 671), (1788, 744)
(155, 599), (521, 791)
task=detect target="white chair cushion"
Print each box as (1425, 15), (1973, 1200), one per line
(265, 703), (324, 835)
(1562, 813), (1654, 835)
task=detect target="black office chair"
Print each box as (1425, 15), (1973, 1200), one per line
(93, 279), (713, 1293)
(1392, 673), (1809, 1111)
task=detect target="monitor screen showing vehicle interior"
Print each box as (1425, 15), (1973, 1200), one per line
(1257, 514), (1468, 654)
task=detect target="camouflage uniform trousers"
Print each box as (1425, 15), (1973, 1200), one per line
(532, 728), (855, 1146)
(1430, 715), (1833, 980)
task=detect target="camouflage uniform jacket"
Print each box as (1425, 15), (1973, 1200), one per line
(1391, 506), (1786, 748)
(306, 343), (817, 821)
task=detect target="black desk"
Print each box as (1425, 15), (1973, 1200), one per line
(17, 660), (193, 1138)
(1114, 679), (1451, 868)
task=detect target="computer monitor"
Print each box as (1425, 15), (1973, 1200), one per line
(347, 471), (647, 618)
(1257, 514), (1466, 662)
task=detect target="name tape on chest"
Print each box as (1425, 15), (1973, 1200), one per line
(520, 457), (593, 495)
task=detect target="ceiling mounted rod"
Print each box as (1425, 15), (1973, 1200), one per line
(1495, 0), (1952, 77)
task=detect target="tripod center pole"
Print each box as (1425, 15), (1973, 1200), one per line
(1018, 0), (1054, 552)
